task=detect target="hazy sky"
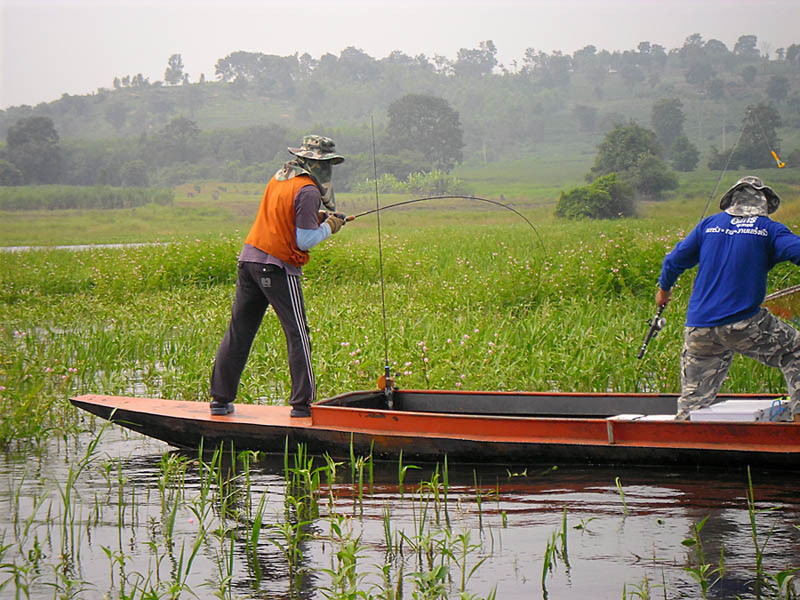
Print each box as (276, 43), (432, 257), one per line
(2, 0), (799, 109)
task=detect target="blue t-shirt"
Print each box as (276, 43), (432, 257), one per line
(659, 212), (800, 327)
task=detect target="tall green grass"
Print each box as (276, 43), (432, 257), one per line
(3, 188), (800, 447)
(0, 185), (173, 211)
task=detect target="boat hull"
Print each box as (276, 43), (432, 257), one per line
(69, 390), (800, 468)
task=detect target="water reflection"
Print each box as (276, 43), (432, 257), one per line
(1, 424), (799, 599)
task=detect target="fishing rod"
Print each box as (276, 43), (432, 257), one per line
(342, 194), (544, 246)
(368, 117), (395, 408)
(347, 142), (546, 402)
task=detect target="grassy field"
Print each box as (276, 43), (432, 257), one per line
(2, 166), (800, 446)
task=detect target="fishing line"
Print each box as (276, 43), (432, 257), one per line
(350, 193), (547, 297)
(369, 117), (393, 400)
(698, 117), (747, 220)
(750, 107), (786, 168)
(700, 107), (785, 220)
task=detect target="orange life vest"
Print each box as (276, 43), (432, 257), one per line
(244, 175), (317, 267)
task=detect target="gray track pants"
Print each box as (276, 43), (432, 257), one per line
(210, 262), (315, 409)
(677, 308), (800, 419)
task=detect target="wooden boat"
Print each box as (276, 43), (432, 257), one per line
(70, 389), (800, 469)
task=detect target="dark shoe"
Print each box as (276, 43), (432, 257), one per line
(210, 400), (234, 415)
(290, 405), (311, 418)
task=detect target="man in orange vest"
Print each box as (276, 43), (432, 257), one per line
(209, 135), (345, 417)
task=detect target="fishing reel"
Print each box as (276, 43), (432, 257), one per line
(637, 305), (667, 360)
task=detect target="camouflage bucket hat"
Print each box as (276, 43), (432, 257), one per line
(719, 176), (780, 214)
(288, 135), (345, 165)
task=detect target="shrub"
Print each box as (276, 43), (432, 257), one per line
(555, 173), (635, 219)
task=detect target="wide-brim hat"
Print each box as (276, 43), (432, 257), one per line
(719, 176), (780, 214)
(288, 134), (345, 164)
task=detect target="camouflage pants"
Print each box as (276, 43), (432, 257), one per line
(677, 308), (800, 419)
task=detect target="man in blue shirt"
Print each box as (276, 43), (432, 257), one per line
(656, 176), (800, 420)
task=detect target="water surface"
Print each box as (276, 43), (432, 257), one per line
(2, 424), (798, 599)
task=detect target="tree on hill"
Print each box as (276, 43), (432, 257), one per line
(589, 121), (662, 179)
(707, 102), (782, 170)
(589, 121), (678, 198)
(651, 98), (685, 152)
(651, 98), (699, 171)
(454, 40), (497, 78)
(734, 35), (760, 60)
(669, 135), (700, 172)
(155, 116), (201, 165)
(165, 54), (185, 85)
(736, 102), (782, 168)
(386, 94), (464, 171)
(6, 116), (62, 184)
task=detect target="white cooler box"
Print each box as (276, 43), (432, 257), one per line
(689, 399), (791, 422)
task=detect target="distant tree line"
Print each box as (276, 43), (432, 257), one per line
(1, 32), (798, 194)
(0, 92), (465, 192)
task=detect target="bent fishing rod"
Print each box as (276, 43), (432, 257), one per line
(328, 189), (546, 403)
(337, 194), (544, 245)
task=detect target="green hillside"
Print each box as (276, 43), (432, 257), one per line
(1, 36), (799, 191)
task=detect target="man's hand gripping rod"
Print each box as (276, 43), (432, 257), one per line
(637, 304), (666, 359)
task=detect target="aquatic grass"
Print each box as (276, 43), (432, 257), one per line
(615, 476), (629, 516)
(397, 450), (420, 497)
(541, 506), (571, 599)
(681, 516), (725, 600)
(265, 498), (313, 592)
(745, 466), (787, 598)
(321, 513), (369, 600)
